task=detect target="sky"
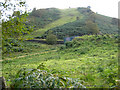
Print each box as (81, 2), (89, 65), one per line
(26, 0), (120, 18)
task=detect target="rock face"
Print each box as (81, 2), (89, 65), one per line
(0, 77), (7, 89)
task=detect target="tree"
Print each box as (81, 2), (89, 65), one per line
(87, 6), (91, 9)
(88, 13), (96, 23)
(33, 7), (36, 11)
(1, 0), (33, 54)
(86, 20), (100, 34)
(46, 31), (57, 45)
(12, 11), (20, 17)
(111, 18), (118, 25)
(76, 17), (79, 20)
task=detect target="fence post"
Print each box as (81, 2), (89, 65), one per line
(0, 77), (7, 89)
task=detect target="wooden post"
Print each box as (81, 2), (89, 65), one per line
(0, 77), (7, 89)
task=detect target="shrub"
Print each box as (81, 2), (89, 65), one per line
(59, 45), (66, 50)
(12, 47), (23, 52)
(65, 41), (73, 48)
(46, 32), (57, 45)
(2, 38), (22, 53)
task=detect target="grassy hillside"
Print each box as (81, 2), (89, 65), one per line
(23, 8), (83, 39)
(94, 14), (118, 34)
(43, 8), (118, 39)
(27, 8), (61, 29)
(24, 7), (118, 40)
(2, 34), (118, 88)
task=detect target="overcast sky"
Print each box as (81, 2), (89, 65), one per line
(26, 0), (119, 18)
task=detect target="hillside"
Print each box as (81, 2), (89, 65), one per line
(3, 34), (118, 88)
(24, 7), (118, 39)
(27, 8), (61, 29)
(43, 8), (118, 39)
(24, 8), (82, 39)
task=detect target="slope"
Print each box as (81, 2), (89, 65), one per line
(43, 8), (118, 39)
(24, 7), (118, 40)
(3, 34), (118, 88)
(24, 8), (83, 39)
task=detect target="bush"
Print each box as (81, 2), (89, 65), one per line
(2, 38), (22, 53)
(12, 47), (23, 52)
(65, 41), (73, 48)
(59, 45), (66, 50)
(46, 32), (57, 45)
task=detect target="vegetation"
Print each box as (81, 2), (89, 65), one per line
(10, 67), (86, 88)
(46, 31), (57, 45)
(85, 20), (100, 34)
(1, 0), (33, 54)
(1, 1), (119, 88)
(42, 8), (118, 39)
(2, 35), (118, 88)
(23, 7), (118, 40)
(23, 8), (82, 39)
(43, 19), (100, 39)
(26, 8), (61, 30)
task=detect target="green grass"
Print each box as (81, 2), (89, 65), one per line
(2, 35), (118, 88)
